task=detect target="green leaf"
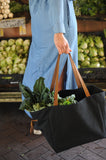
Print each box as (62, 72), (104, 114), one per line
(62, 101), (72, 105)
(58, 94), (77, 106)
(33, 103), (45, 111)
(33, 103), (40, 111)
(19, 83), (33, 99)
(19, 98), (33, 111)
(42, 92), (49, 104)
(33, 77), (46, 94)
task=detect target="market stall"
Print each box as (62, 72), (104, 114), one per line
(0, 0), (106, 102)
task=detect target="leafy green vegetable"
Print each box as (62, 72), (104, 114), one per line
(33, 103), (45, 112)
(98, 49), (104, 57)
(94, 36), (104, 48)
(0, 38), (30, 74)
(8, 39), (15, 46)
(78, 53), (85, 62)
(16, 38), (23, 46)
(0, 47), (4, 52)
(0, 40), (8, 47)
(90, 57), (99, 62)
(89, 48), (98, 57)
(19, 83), (33, 99)
(33, 77), (45, 94)
(81, 60), (90, 67)
(58, 95), (77, 106)
(84, 56), (90, 61)
(79, 41), (88, 49)
(84, 49), (89, 55)
(19, 77), (77, 112)
(90, 62), (100, 68)
(19, 98), (33, 111)
(74, 0), (106, 17)
(78, 33), (105, 68)
(10, 1), (29, 13)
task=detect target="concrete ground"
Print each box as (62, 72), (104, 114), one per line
(0, 103), (106, 160)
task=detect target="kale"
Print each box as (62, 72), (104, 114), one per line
(19, 77), (77, 112)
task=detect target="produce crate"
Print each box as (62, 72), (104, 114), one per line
(0, 74), (23, 85)
(0, 37), (31, 92)
(79, 68), (106, 82)
(77, 31), (106, 83)
(0, 74), (23, 92)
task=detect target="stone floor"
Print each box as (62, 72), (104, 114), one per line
(0, 102), (106, 160)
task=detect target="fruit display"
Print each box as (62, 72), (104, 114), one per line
(78, 33), (106, 68)
(0, 0), (13, 20)
(0, 38), (30, 74)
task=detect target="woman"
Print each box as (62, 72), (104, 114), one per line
(22, 0), (78, 135)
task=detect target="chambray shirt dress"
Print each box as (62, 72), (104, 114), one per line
(23, 0), (78, 118)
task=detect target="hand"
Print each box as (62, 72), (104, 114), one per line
(54, 33), (72, 55)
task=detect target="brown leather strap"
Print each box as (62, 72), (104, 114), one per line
(30, 120), (38, 134)
(50, 56), (82, 92)
(69, 54), (90, 97)
(68, 55), (82, 88)
(53, 55), (60, 106)
(50, 55), (60, 92)
(58, 60), (67, 91)
(51, 54), (90, 105)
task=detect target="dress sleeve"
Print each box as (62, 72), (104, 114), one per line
(49, 0), (66, 33)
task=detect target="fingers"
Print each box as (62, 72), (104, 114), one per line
(54, 33), (72, 55)
(58, 48), (62, 55)
(65, 43), (72, 54)
(58, 43), (72, 55)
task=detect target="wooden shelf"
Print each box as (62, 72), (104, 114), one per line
(1, 18), (106, 38)
(78, 19), (106, 32)
(0, 92), (22, 102)
(2, 20), (32, 38)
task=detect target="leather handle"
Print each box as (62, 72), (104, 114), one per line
(50, 55), (60, 92)
(68, 55), (82, 88)
(50, 54), (60, 105)
(68, 54), (90, 97)
(51, 54), (90, 106)
(30, 120), (38, 134)
(50, 54), (81, 92)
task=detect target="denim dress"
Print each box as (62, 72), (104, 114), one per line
(23, 0), (78, 118)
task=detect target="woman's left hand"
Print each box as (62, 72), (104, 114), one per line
(54, 33), (72, 55)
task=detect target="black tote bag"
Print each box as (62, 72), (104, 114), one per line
(30, 54), (106, 153)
